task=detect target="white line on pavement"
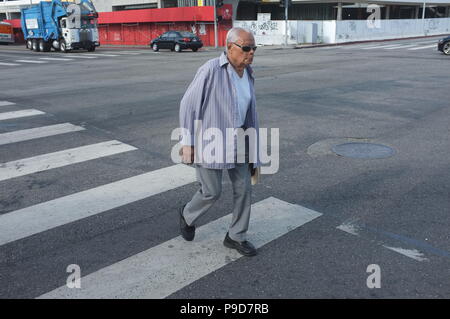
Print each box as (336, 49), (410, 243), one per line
(37, 197), (322, 299)
(0, 140), (137, 182)
(361, 44), (407, 50)
(384, 44), (417, 50)
(0, 101), (15, 107)
(63, 55), (98, 59)
(15, 60), (48, 64)
(0, 123), (85, 146)
(81, 53), (119, 57)
(383, 246), (429, 262)
(0, 62), (20, 66)
(0, 109), (45, 121)
(39, 57), (74, 61)
(0, 164), (196, 246)
(408, 44), (437, 50)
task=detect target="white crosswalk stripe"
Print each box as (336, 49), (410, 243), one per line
(384, 44), (417, 50)
(111, 52), (141, 55)
(0, 62), (20, 66)
(82, 53), (119, 57)
(37, 196), (322, 299)
(63, 55), (98, 59)
(0, 101), (15, 107)
(39, 57), (74, 61)
(361, 44), (406, 50)
(0, 140), (137, 182)
(0, 109), (45, 121)
(15, 60), (48, 64)
(408, 44), (437, 50)
(0, 164), (196, 246)
(0, 123), (85, 146)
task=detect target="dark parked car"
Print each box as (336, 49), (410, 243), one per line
(150, 31), (203, 52)
(438, 35), (450, 55)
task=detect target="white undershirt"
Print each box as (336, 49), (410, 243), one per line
(231, 67), (251, 128)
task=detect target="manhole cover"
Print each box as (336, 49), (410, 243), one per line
(332, 142), (395, 159)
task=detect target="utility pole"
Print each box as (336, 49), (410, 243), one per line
(284, 0), (290, 46)
(422, 1), (426, 35)
(214, 0), (223, 49)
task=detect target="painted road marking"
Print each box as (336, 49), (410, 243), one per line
(361, 44), (406, 50)
(63, 55), (97, 59)
(408, 44), (437, 50)
(383, 246), (429, 262)
(111, 52), (141, 55)
(0, 164), (196, 246)
(15, 60), (48, 64)
(337, 221), (432, 262)
(0, 123), (85, 146)
(0, 101), (15, 107)
(384, 44), (417, 50)
(0, 140), (137, 182)
(39, 57), (74, 61)
(0, 62), (20, 66)
(0, 109), (45, 121)
(37, 197), (322, 299)
(82, 53), (119, 57)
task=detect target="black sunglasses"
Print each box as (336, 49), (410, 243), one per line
(232, 42), (257, 52)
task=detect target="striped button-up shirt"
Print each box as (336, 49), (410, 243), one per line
(179, 51), (260, 169)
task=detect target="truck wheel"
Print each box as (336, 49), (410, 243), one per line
(32, 39), (40, 52)
(60, 40), (70, 53)
(174, 44), (182, 52)
(39, 40), (51, 52)
(26, 39), (33, 50)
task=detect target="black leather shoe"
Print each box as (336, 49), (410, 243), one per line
(223, 232), (257, 256)
(179, 204), (195, 241)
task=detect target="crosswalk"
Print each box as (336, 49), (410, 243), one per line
(0, 50), (158, 67)
(0, 99), (325, 298)
(326, 40), (439, 52)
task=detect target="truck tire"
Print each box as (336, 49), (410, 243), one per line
(32, 39), (40, 52)
(39, 40), (51, 52)
(60, 40), (70, 53)
(26, 39), (33, 50)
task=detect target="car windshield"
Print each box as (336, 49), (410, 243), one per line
(179, 32), (195, 37)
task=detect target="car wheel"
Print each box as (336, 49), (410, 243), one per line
(174, 44), (181, 52)
(152, 43), (159, 52)
(87, 45), (95, 52)
(192, 48), (198, 52)
(443, 42), (450, 55)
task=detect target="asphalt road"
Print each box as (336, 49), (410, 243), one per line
(0, 36), (449, 299)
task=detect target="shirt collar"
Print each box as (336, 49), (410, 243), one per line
(220, 51), (254, 79)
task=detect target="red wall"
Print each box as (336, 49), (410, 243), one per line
(98, 21), (232, 46)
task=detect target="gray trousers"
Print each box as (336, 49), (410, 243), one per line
(182, 163), (252, 242)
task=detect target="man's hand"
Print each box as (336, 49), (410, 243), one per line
(180, 146), (195, 164)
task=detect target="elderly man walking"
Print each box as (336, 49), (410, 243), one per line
(178, 27), (260, 256)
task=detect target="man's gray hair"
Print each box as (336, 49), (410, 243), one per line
(226, 27), (253, 46)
